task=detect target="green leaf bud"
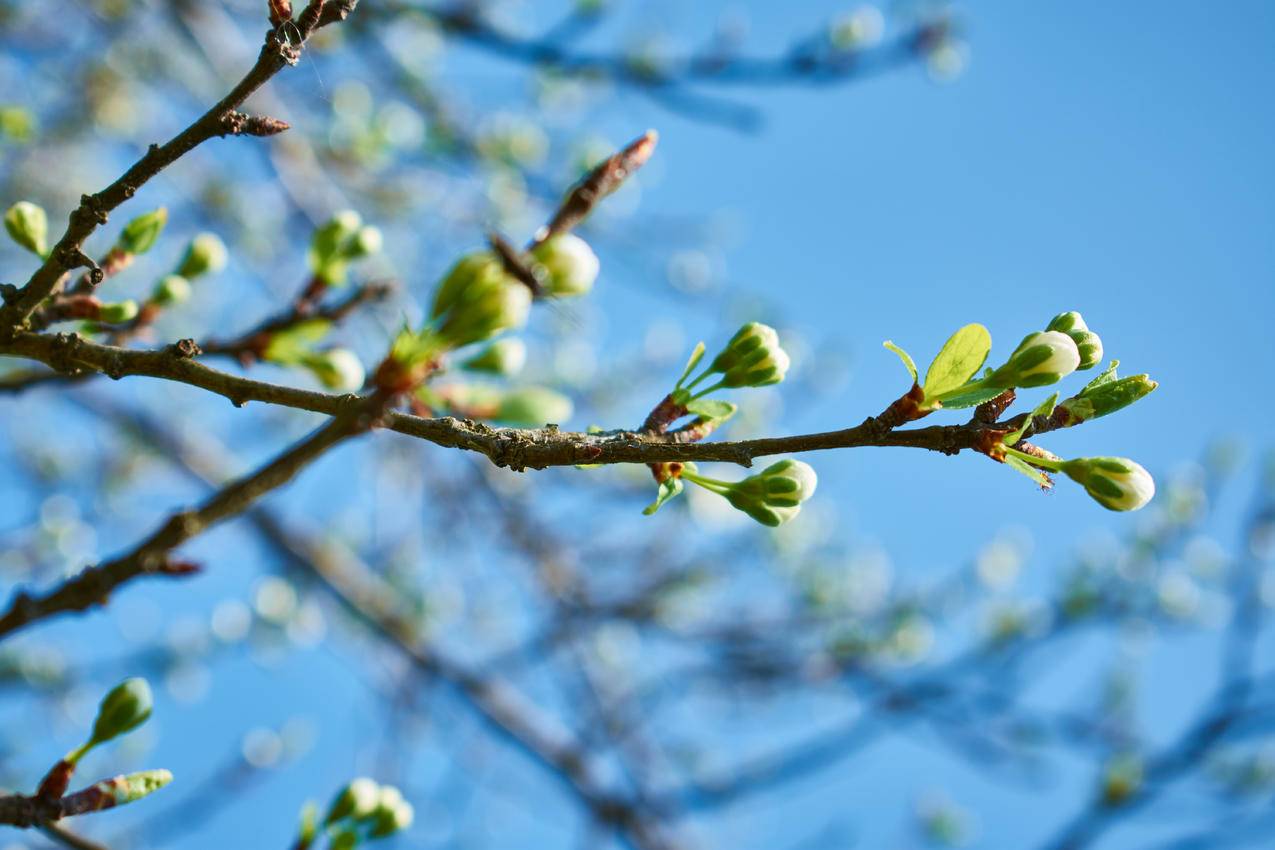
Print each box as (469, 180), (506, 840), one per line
(1045, 311), (1088, 334)
(4, 200), (48, 256)
(98, 300), (140, 324)
(705, 322), (790, 389)
(990, 330), (1080, 388)
(368, 786), (414, 838)
(151, 274), (192, 307)
(529, 233), (599, 297)
(116, 207), (167, 255)
(462, 338), (526, 376)
(722, 459), (818, 527)
(301, 348), (366, 392)
(100, 769), (173, 806)
(495, 386), (573, 426)
(326, 777), (380, 824)
(430, 251), (531, 349)
(1060, 374), (1157, 424)
(176, 233), (228, 279)
(74, 677), (153, 761)
(308, 211), (363, 285)
(1068, 329), (1103, 370)
(1062, 457), (1155, 512)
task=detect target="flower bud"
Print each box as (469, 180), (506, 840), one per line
(99, 769), (173, 806)
(1045, 311), (1087, 334)
(302, 349), (366, 392)
(325, 777), (380, 824)
(368, 786), (414, 838)
(1101, 754), (1143, 806)
(1069, 330), (1103, 370)
(1062, 457), (1155, 512)
(329, 828), (359, 850)
(990, 330), (1080, 388)
(529, 233), (599, 297)
(706, 322), (790, 388)
(496, 386), (573, 426)
(80, 678), (153, 759)
(98, 300), (140, 324)
(1060, 374), (1157, 424)
(152, 274), (192, 307)
(177, 233), (228, 279)
(116, 207), (167, 255)
(462, 338), (526, 376)
(4, 200), (48, 256)
(430, 252), (531, 349)
(724, 459), (818, 527)
(349, 225), (382, 258)
(309, 211), (365, 285)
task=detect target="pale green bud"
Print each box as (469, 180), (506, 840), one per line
(1062, 457), (1155, 512)
(1068, 329), (1103, 370)
(78, 677), (152, 760)
(1045, 311), (1088, 334)
(177, 233), (228, 279)
(152, 274), (192, 306)
(99, 300), (139, 324)
(94, 769), (173, 806)
(347, 225), (382, 259)
(991, 330), (1080, 388)
(4, 200), (48, 256)
(325, 777), (380, 824)
(1061, 374), (1157, 423)
(462, 338), (526, 376)
(707, 322), (790, 388)
(430, 252), (531, 349)
(116, 207), (167, 255)
(302, 348), (366, 392)
(308, 211), (363, 285)
(496, 386), (573, 426)
(724, 459), (818, 527)
(530, 234), (599, 297)
(368, 786), (414, 837)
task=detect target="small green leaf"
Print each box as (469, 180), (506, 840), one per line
(642, 477), (684, 515)
(883, 341), (918, 384)
(934, 386), (1005, 409)
(684, 399), (737, 423)
(1004, 453), (1052, 488)
(675, 341), (707, 389)
(923, 323), (991, 400)
(1081, 359), (1120, 395)
(1003, 392), (1058, 447)
(263, 319), (333, 364)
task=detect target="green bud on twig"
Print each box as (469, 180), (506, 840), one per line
(430, 251), (531, 349)
(326, 777), (380, 824)
(151, 274), (192, 307)
(1060, 373), (1157, 424)
(309, 211), (379, 286)
(301, 348), (366, 392)
(1045, 311), (1103, 370)
(69, 677), (153, 763)
(462, 338), (526, 376)
(368, 785), (414, 838)
(989, 330), (1080, 388)
(530, 233), (599, 297)
(495, 386), (573, 426)
(4, 200), (48, 257)
(176, 233), (228, 279)
(679, 322), (790, 400)
(1062, 457), (1155, 512)
(116, 207), (167, 255)
(98, 300), (139, 324)
(1045, 311), (1087, 334)
(684, 459), (818, 527)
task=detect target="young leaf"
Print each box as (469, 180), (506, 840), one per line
(1004, 453), (1052, 488)
(685, 399), (737, 423)
(933, 386), (1005, 410)
(1003, 392), (1058, 447)
(923, 323), (991, 400)
(642, 477), (684, 515)
(1081, 359), (1120, 395)
(675, 341), (707, 389)
(882, 340), (918, 384)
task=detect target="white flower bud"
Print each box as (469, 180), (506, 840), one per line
(707, 322), (790, 388)
(325, 777), (380, 824)
(993, 330), (1080, 388)
(1062, 457), (1155, 512)
(151, 274), (192, 306)
(430, 252), (531, 349)
(724, 459), (818, 526)
(303, 349), (366, 392)
(462, 338), (526, 376)
(530, 233), (600, 297)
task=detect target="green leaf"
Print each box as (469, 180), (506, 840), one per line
(1004, 453), (1052, 488)
(882, 341), (918, 384)
(263, 319), (333, 365)
(675, 341), (707, 389)
(934, 386), (1005, 410)
(642, 477), (684, 515)
(684, 399), (737, 423)
(1081, 359), (1120, 395)
(1003, 392), (1058, 447)
(923, 323), (991, 400)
